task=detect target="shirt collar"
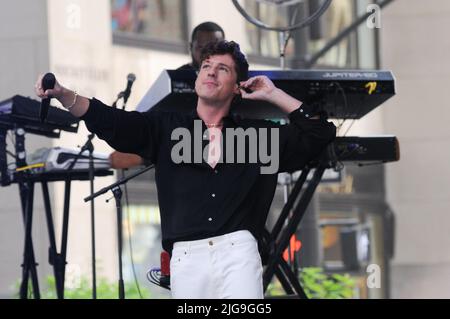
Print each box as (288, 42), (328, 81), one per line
(189, 108), (241, 129)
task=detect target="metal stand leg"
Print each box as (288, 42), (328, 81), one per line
(19, 181), (40, 299)
(112, 186), (125, 299)
(263, 167), (327, 298)
(42, 181), (71, 299)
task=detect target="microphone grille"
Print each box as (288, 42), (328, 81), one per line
(127, 73), (136, 82)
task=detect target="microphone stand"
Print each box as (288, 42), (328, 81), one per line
(111, 92), (124, 109)
(112, 72), (134, 109)
(84, 164), (155, 299)
(66, 133), (97, 299)
(110, 82), (136, 297)
(112, 91), (130, 110)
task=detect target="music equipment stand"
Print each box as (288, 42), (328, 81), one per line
(84, 164), (155, 299)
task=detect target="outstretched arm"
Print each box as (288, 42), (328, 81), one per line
(35, 74), (89, 117)
(34, 74), (161, 164)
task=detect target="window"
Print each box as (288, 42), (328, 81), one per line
(242, 0), (378, 69)
(111, 0), (188, 52)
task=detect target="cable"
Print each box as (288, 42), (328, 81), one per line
(357, 161), (385, 167)
(337, 145), (362, 161)
(329, 82), (349, 135)
(6, 132), (17, 158)
(146, 268), (160, 286)
(337, 82), (349, 130)
(146, 268), (170, 290)
(8, 130), (15, 146)
(15, 163), (45, 172)
(121, 168), (144, 299)
(330, 83), (342, 132)
(333, 143), (364, 171)
(7, 162), (17, 170)
(338, 82), (353, 137)
(342, 119), (356, 136)
(6, 149), (15, 157)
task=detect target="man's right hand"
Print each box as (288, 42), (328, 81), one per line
(35, 73), (66, 101)
(34, 73), (90, 117)
(109, 151), (144, 169)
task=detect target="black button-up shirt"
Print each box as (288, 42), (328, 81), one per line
(81, 98), (336, 252)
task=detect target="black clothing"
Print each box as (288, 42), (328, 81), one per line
(81, 98), (336, 251)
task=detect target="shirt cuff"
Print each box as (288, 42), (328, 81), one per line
(288, 102), (327, 121)
(79, 98), (107, 122)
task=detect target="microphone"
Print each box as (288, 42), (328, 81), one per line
(40, 73), (56, 122)
(122, 73), (136, 105)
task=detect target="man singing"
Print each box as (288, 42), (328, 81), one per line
(110, 21), (225, 169)
(35, 40), (336, 299)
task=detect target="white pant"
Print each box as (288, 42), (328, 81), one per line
(170, 230), (264, 299)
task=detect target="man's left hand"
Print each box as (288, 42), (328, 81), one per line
(240, 75), (305, 114)
(239, 76), (276, 102)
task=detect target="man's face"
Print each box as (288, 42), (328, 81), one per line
(195, 54), (240, 105)
(191, 30), (225, 69)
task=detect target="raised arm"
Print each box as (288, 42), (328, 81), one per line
(239, 75), (336, 173)
(240, 75), (308, 116)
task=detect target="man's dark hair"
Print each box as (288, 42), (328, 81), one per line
(191, 22), (225, 42)
(200, 40), (249, 83)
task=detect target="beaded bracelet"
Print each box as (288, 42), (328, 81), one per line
(66, 91), (78, 109)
